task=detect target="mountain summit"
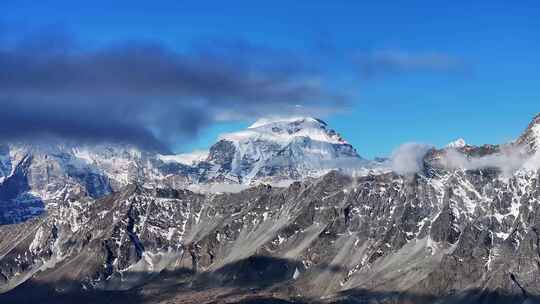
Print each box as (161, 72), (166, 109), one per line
(201, 117), (367, 184)
(245, 117), (347, 144)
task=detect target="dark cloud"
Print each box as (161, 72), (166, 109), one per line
(357, 50), (467, 78)
(0, 30), (347, 152)
(0, 98), (174, 151)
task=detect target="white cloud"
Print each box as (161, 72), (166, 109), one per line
(391, 143), (433, 175)
(440, 146), (529, 176)
(390, 139), (540, 176)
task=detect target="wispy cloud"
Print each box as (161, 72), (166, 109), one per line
(391, 142), (433, 175)
(390, 142), (540, 176)
(440, 146), (535, 176)
(357, 50), (466, 78)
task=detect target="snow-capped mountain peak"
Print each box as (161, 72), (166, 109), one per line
(201, 116), (369, 184)
(248, 116), (326, 129)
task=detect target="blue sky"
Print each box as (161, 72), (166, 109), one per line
(2, 1), (539, 158)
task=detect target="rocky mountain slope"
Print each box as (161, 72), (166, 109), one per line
(1, 115), (540, 304)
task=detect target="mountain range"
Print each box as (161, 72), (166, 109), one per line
(0, 117), (381, 225)
(1, 114), (540, 304)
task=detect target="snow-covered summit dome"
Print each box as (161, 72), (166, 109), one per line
(248, 116), (327, 129)
(221, 116), (346, 145)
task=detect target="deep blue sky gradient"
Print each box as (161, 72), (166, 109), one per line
(3, 1), (539, 158)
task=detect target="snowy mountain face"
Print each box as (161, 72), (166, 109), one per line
(1, 115), (540, 304)
(199, 117), (373, 184)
